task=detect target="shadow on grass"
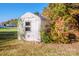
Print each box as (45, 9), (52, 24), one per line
(0, 31), (17, 44)
(0, 31), (17, 39)
(0, 31), (18, 51)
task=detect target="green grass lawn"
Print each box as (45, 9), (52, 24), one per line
(0, 28), (79, 56)
(0, 27), (17, 32)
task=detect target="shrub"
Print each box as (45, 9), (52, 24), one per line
(41, 31), (52, 43)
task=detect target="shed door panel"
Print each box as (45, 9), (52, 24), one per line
(31, 19), (41, 41)
(25, 33), (34, 41)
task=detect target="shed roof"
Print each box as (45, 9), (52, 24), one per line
(20, 12), (40, 19)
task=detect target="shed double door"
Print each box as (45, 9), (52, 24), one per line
(25, 20), (40, 42)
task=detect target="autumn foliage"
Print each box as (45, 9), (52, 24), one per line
(41, 3), (79, 43)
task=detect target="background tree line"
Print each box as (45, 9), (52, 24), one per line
(1, 19), (18, 27)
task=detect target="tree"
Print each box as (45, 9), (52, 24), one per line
(34, 12), (39, 15)
(42, 3), (79, 43)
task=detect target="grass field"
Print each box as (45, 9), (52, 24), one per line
(0, 28), (79, 56)
(0, 28), (17, 39)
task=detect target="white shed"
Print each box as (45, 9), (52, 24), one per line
(18, 12), (41, 42)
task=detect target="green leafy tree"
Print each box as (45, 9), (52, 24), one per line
(34, 12), (39, 15)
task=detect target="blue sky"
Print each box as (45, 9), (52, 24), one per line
(0, 3), (48, 22)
